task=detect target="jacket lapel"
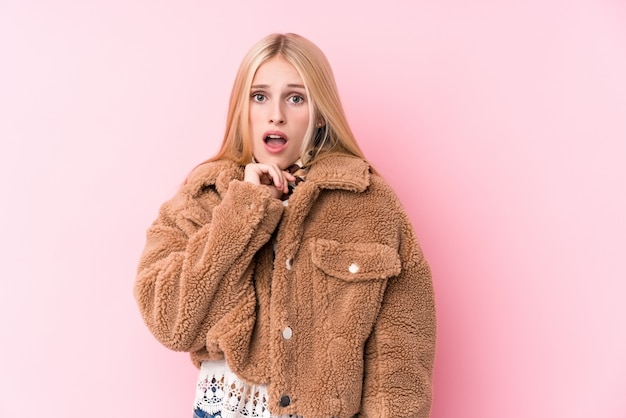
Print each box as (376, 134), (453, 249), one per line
(305, 155), (370, 193)
(277, 155), (371, 257)
(178, 155), (370, 238)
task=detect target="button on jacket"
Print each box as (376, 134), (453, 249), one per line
(134, 155), (436, 418)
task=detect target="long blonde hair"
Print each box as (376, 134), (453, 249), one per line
(205, 33), (367, 167)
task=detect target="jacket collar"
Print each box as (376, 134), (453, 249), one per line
(305, 154), (371, 192)
(184, 154), (371, 197)
(184, 159), (243, 198)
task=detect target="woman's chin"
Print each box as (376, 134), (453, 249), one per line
(253, 155), (299, 170)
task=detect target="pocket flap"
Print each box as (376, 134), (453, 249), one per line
(311, 239), (401, 282)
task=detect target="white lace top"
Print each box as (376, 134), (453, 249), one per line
(194, 359), (298, 418)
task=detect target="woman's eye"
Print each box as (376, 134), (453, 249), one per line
(288, 95), (304, 104)
(252, 93), (266, 102)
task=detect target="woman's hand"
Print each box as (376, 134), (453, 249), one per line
(244, 163), (296, 199)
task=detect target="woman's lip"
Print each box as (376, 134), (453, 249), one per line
(264, 140), (288, 154)
(263, 130), (288, 141)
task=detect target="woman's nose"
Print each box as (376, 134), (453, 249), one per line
(269, 103), (285, 125)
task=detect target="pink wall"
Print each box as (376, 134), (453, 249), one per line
(1, 1), (625, 417)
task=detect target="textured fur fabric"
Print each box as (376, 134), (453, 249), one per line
(134, 155), (436, 417)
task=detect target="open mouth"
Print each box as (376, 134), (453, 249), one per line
(264, 134), (287, 147)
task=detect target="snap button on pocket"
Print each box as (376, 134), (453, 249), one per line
(348, 263), (359, 274)
(286, 258), (293, 270)
(282, 326), (293, 340)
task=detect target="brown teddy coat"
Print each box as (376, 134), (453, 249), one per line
(134, 154), (436, 417)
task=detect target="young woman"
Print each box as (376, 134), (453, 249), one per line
(134, 33), (436, 418)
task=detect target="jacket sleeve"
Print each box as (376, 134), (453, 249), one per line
(134, 179), (284, 352)
(359, 221), (436, 418)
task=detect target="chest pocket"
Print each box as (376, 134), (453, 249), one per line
(308, 239), (403, 402)
(310, 238), (401, 282)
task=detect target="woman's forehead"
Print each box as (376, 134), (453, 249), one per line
(252, 56), (304, 87)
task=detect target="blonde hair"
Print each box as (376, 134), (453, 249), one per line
(205, 33), (367, 167)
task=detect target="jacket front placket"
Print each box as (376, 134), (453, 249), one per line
(266, 178), (321, 412)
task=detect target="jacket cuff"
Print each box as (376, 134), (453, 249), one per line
(217, 179), (284, 237)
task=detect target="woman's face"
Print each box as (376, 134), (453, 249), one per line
(249, 55), (310, 169)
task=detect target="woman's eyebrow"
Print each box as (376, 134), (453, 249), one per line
(250, 84), (305, 89)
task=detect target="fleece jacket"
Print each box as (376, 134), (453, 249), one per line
(134, 154), (436, 417)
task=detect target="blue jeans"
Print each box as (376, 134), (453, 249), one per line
(193, 408), (221, 418)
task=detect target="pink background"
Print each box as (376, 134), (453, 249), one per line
(1, 1), (625, 417)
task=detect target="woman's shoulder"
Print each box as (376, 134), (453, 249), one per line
(357, 166), (412, 222)
(156, 159), (243, 224)
(182, 159), (244, 197)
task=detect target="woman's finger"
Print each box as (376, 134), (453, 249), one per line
(245, 163), (296, 195)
